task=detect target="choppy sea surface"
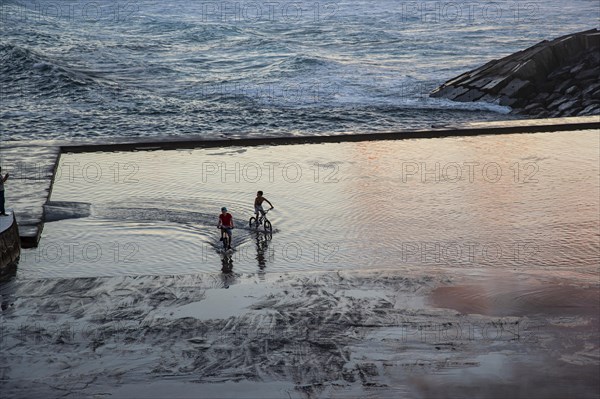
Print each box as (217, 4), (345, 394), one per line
(1, 0), (599, 142)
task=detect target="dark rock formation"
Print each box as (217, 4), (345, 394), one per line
(431, 29), (600, 118)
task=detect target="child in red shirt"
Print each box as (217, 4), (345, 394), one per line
(217, 207), (234, 249)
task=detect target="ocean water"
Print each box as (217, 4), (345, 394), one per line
(1, 0), (599, 142)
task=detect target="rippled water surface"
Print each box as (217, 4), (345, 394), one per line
(18, 130), (599, 278)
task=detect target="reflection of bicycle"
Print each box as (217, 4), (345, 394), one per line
(253, 231), (271, 269)
(249, 209), (272, 233)
(221, 254), (233, 274)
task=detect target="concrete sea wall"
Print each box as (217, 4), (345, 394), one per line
(0, 211), (21, 279)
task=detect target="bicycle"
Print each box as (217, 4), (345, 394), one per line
(249, 209), (272, 233)
(219, 227), (233, 251)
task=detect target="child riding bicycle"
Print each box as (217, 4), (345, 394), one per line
(217, 207), (234, 250)
(254, 191), (274, 220)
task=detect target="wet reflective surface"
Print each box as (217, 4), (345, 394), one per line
(17, 129), (599, 278)
(3, 130), (599, 398)
(431, 272), (600, 317)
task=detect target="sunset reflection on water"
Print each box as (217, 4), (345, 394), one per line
(20, 129), (599, 278)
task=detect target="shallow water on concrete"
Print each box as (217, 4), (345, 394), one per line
(17, 129), (600, 278)
(430, 272), (600, 317)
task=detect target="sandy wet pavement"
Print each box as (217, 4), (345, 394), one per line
(1, 268), (598, 398)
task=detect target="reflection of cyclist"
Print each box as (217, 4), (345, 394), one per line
(217, 207), (234, 249)
(254, 191), (273, 220)
(255, 233), (269, 269)
(221, 256), (233, 274)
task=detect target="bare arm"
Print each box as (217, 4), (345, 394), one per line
(2, 173), (8, 182)
(265, 198), (273, 209)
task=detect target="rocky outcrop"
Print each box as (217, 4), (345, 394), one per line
(431, 29), (600, 118)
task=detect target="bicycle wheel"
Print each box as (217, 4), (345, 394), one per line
(222, 234), (229, 250)
(249, 217), (257, 229)
(264, 220), (272, 233)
